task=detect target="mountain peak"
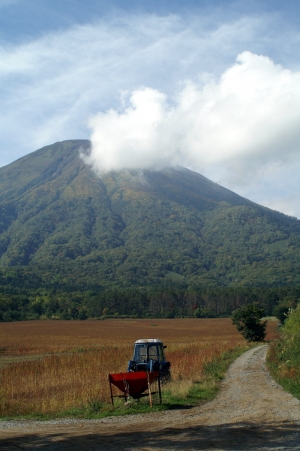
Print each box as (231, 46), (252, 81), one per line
(0, 140), (299, 289)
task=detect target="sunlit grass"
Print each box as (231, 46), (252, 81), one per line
(266, 307), (300, 400)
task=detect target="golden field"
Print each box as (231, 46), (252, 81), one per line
(0, 319), (279, 416)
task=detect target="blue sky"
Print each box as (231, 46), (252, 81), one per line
(1, 0), (300, 217)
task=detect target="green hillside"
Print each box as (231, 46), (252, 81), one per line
(0, 140), (300, 320)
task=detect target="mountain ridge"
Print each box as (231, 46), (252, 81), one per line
(0, 139), (300, 320)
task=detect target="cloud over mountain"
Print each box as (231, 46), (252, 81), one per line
(87, 51), (300, 184)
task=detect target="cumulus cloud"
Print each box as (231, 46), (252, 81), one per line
(87, 51), (300, 184)
(86, 88), (172, 172)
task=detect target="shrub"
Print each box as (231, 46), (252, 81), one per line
(232, 303), (267, 342)
(267, 304), (300, 400)
(273, 296), (298, 324)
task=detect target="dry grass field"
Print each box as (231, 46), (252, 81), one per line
(0, 318), (279, 416)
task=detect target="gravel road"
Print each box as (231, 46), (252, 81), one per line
(1, 345), (300, 450)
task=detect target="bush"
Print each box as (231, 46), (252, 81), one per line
(266, 304), (300, 400)
(232, 303), (267, 342)
(273, 296), (298, 324)
(281, 304), (300, 350)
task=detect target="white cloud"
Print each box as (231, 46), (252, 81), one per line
(87, 52), (300, 180)
(86, 88), (171, 172)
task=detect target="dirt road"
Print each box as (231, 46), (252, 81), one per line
(1, 345), (300, 450)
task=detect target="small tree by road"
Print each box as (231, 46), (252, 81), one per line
(232, 303), (267, 342)
(273, 296), (298, 324)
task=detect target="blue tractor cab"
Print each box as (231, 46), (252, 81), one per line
(127, 339), (171, 382)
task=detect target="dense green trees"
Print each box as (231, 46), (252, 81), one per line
(1, 273), (299, 321)
(232, 303), (267, 342)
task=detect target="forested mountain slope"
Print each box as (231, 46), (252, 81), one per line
(0, 140), (300, 319)
(0, 140), (300, 321)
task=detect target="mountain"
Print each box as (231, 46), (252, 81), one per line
(1, 139), (300, 286)
(0, 140), (300, 319)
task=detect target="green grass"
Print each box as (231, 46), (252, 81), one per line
(266, 305), (300, 402)
(266, 341), (300, 401)
(273, 377), (300, 400)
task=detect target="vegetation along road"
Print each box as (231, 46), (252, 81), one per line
(1, 345), (300, 450)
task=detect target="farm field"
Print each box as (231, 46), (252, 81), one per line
(0, 318), (279, 417)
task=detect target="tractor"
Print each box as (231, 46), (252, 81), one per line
(127, 338), (171, 382)
(108, 338), (170, 405)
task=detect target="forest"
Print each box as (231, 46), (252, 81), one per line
(1, 267), (299, 321)
(0, 140), (300, 321)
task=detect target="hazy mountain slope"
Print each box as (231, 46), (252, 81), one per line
(0, 139), (300, 289)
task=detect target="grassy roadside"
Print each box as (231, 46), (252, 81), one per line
(0, 345), (252, 421)
(267, 343), (300, 400)
(266, 305), (300, 401)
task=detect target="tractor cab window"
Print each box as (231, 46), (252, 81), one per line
(158, 344), (165, 361)
(134, 344), (147, 362)
(134, 343), (159, 362)
(148, 345), (158, 359)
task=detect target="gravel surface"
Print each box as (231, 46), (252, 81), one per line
(1, 345), (300, 450)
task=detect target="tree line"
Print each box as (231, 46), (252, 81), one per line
(1, 283), (299, 322)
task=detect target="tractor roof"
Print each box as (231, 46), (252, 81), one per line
(134, 339), (163, 344)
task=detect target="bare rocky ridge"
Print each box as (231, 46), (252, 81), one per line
(1, 345), (300, 450)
